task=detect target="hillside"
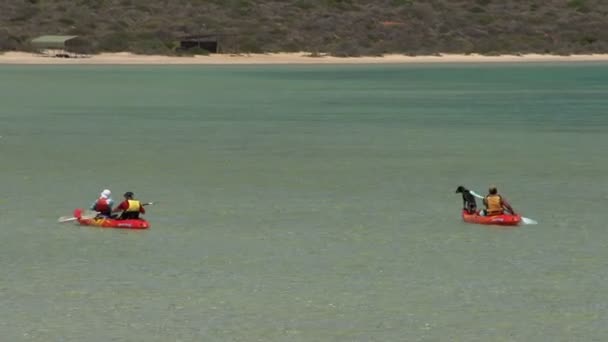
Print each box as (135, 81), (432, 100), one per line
(1, 0), (608, 56)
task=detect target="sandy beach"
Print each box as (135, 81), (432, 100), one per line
(2, 51), (608, 65)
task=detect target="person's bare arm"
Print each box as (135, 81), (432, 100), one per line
(503, 199), (515, 215)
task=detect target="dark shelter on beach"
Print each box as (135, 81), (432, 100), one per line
(179, 35), (219, 53)
(30, 35), (89, 57)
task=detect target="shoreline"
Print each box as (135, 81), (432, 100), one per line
(2, 51), (608, 65)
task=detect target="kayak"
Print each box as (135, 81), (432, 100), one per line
(73, 208), (150, 229)
(461, 209), (521, 226)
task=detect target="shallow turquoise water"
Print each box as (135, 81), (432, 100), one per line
(1, 63), (607, 341)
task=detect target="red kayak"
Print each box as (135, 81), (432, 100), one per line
(73, 208), (150, 229)
(461, 209), (521, 226)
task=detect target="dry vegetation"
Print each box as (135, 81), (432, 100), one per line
(1, 0), (608, 56)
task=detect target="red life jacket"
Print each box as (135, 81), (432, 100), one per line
(94, 197), (111, 213)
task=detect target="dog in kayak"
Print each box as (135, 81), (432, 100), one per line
(455, 185), (478, 214)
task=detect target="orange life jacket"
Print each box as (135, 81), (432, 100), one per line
(485, 194), (503, 215)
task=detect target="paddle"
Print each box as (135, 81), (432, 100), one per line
(468, 189), (537, 225)
(58, 212), (95, 223)
(58, 202), (156, 223)
(469, 190), (485, 200)
(521, 217), (538, 225)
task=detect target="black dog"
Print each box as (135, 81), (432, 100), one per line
(455, 185), (477, 214)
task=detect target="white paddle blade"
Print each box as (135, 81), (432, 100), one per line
(522, 217), (538, 225)
(469, 190), (485, 200)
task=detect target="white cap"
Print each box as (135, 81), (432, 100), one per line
(101, 189), (111, 198)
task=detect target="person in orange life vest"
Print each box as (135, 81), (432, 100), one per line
(113, 191), (145, 219)
(90, 189), (114, 217)
(482, 186), (516, 216)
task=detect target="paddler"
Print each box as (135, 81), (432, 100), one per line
(482, 186), (516, 216)
(113, 191), (146, 219)
(90, 189), (114, 218)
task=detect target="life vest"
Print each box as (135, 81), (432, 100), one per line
(94, 197), (111, 213)
(125, 200), (141, 212)
(485, 194), (503, 215)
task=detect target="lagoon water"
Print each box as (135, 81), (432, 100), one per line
(1, 63), (607, 341)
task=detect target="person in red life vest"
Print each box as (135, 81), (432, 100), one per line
(482, 186), (516, 216)
(113, 191), (146, 219)
(90, 189), (114, 217)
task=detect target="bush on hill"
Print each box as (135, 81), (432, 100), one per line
(1, 0), (608, 56)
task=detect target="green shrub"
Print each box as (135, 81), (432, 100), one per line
(130, 38), (172, 55)
(176, 47), (210, 56)
(330, 40), (364, 57)
(295, 0), (315, 10)
(567, 0), (590, 12)
(10, 4), (40, 22)
(581, 36), (597, 45)
(59, 17), (75, 26)
(0, 31), (20, 50)
(98, 32), (131, 52)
